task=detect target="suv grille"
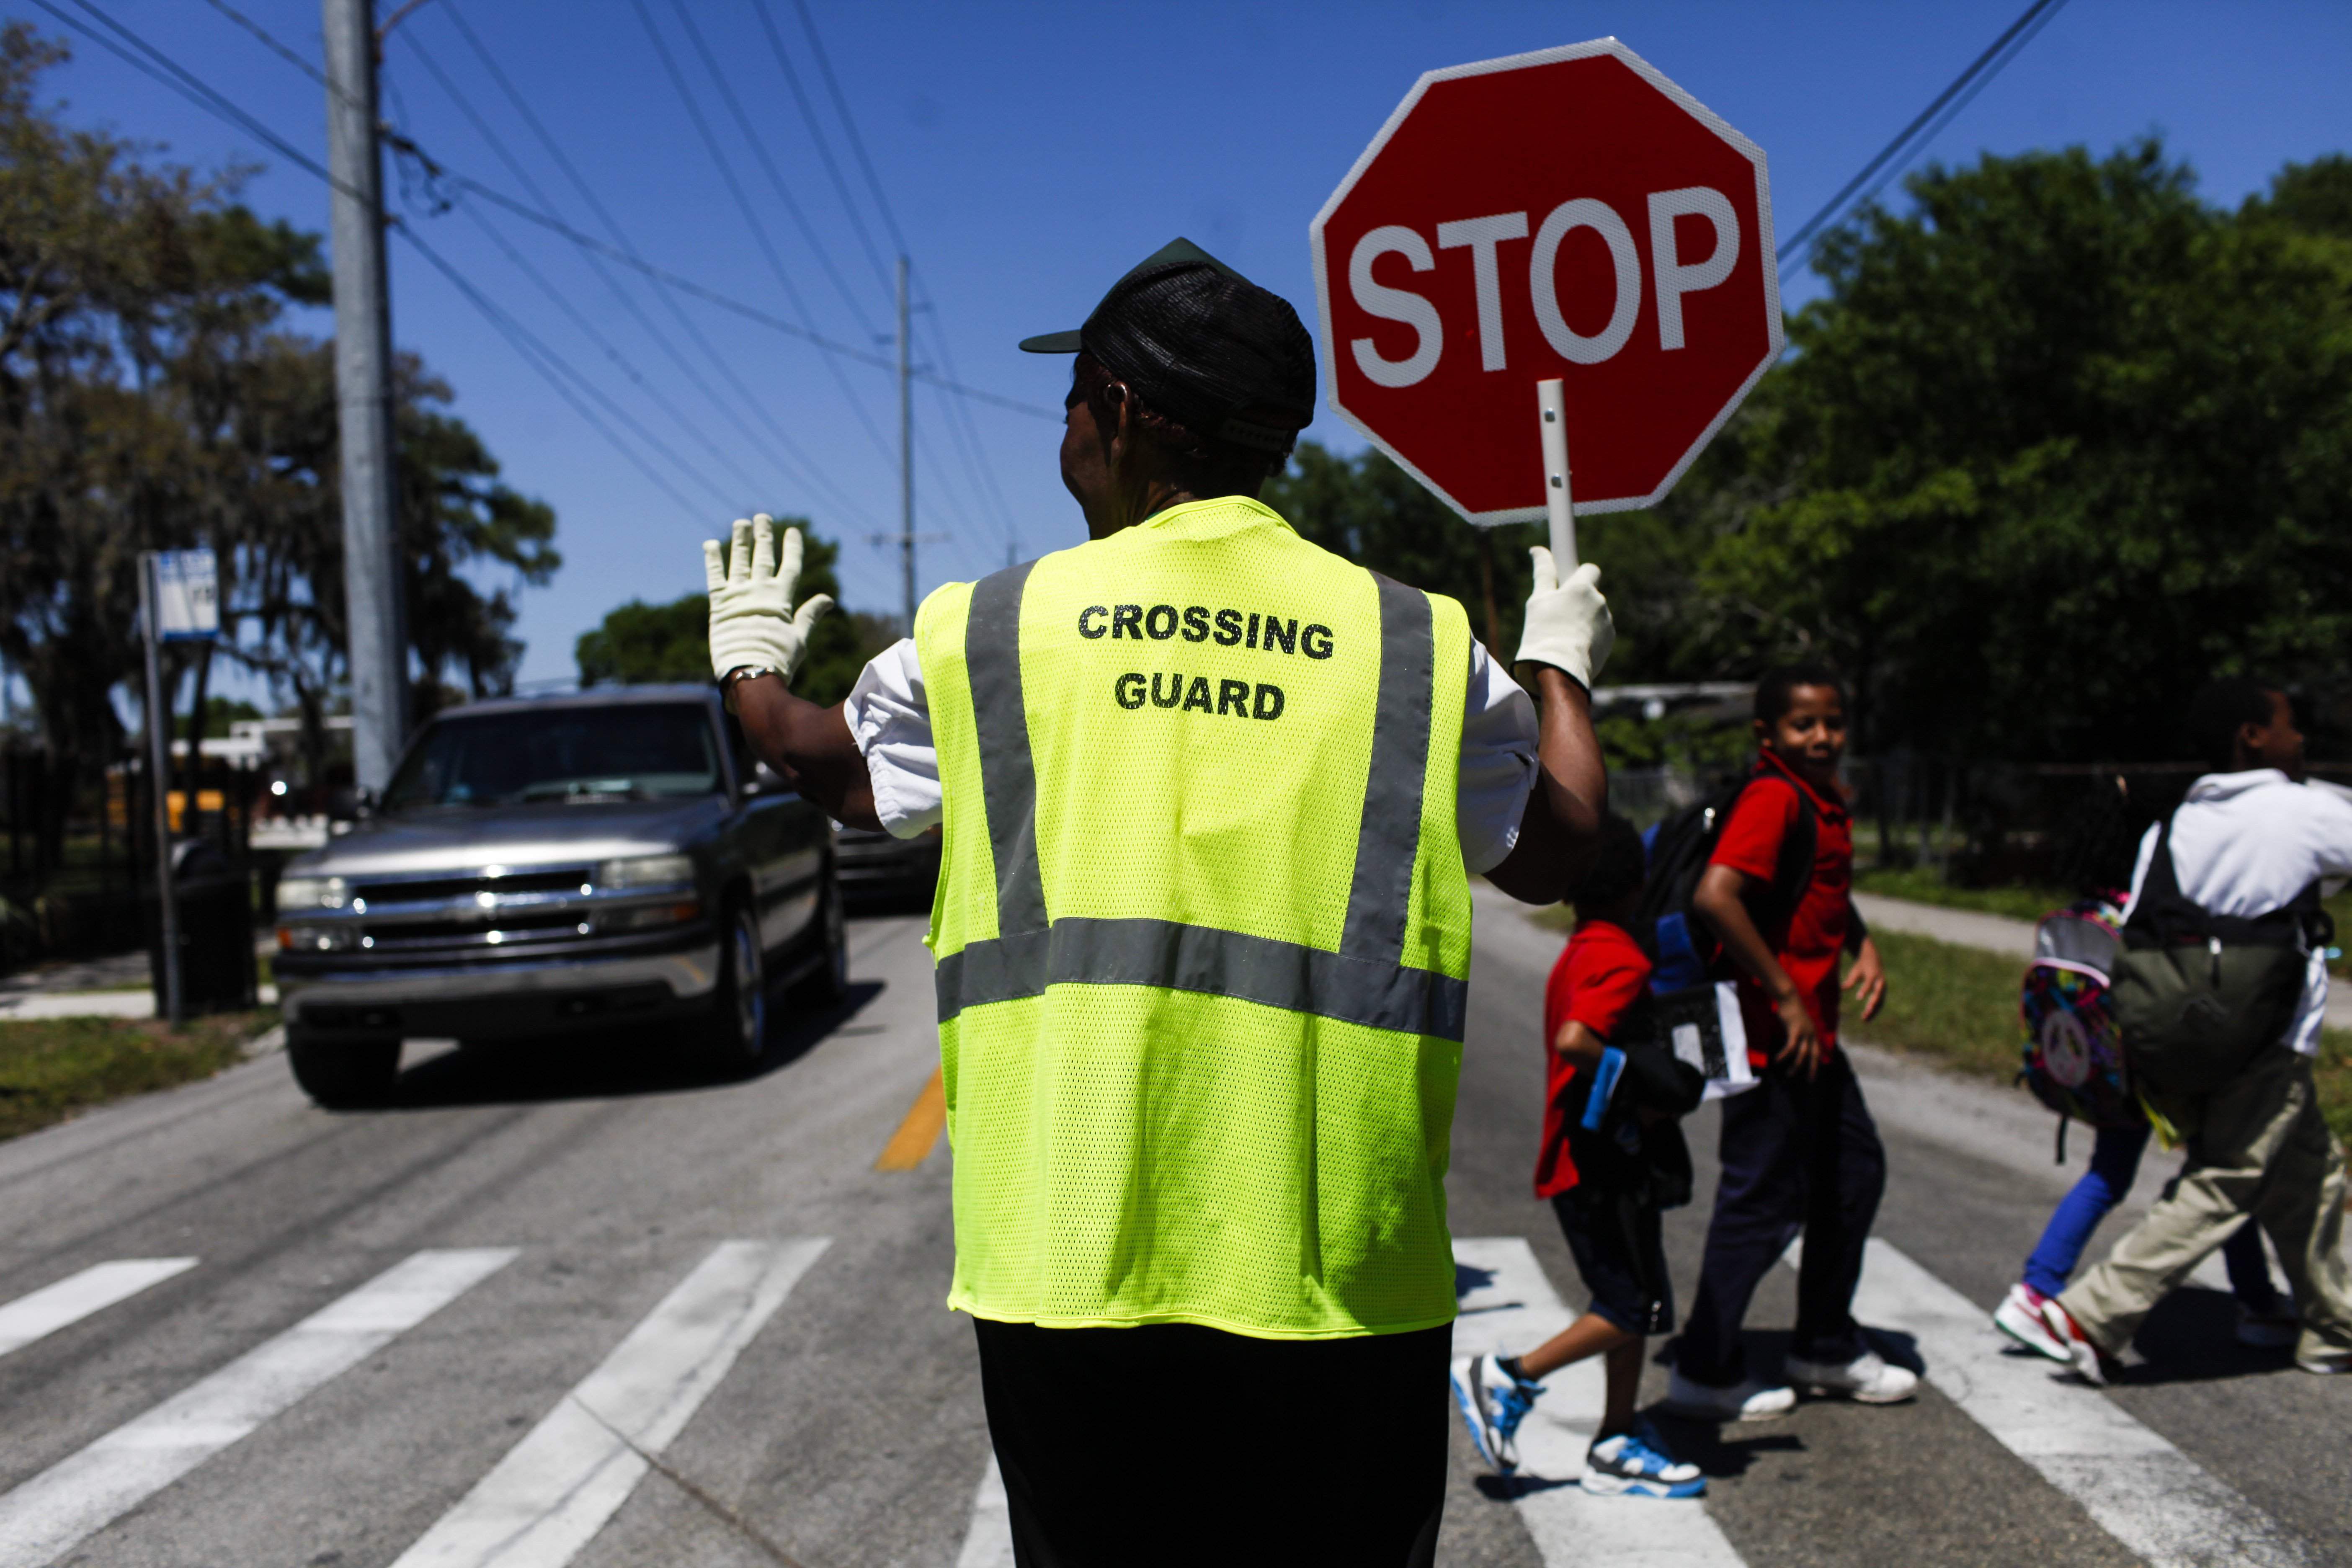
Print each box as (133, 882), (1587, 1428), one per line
(351, 867), (591, 906)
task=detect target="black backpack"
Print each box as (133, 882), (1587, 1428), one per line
(2112, 817), (2322, 1103)
(1634, 768), (1819, 995)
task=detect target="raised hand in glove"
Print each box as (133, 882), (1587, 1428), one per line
(1514, 546), (1614, 691)
(703, 513), (834, 684)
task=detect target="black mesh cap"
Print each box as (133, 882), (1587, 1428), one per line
(1020, 237), (1315, 453)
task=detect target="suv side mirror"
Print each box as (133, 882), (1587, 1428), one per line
(326, 785), (379, 822)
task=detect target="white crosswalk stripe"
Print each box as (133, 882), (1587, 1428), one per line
(954, 1455), (1016, 1568)
(1801, 1236), (2311, 1568)
(0, 1247), (517, 1568)
(1452, 1238), (1749, 1568)
(0, 1259), (198, 1359)
(388, 1237), (830, 1568)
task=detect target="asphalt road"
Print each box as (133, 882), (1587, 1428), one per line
(1, 894), (2344, 1567)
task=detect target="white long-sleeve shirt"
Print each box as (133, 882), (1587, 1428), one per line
(2121, 769), (2352, 1056)
(842, 635), (1541, 875)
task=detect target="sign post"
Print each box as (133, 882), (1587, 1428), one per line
(1537, 379), (1576, 569)
(139, 549), (218, 1027)
(1312, 37), (1782, 556)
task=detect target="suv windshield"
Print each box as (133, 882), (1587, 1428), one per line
(383, 704), (722, 809)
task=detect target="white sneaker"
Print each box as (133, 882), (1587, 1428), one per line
(1785, 1349), (1918, 1404)
(1664, 1367), (1796, 1421)
(1994, 1282), (2071, 1362)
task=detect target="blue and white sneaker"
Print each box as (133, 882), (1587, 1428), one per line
(1449, 1353), (1540, 1473)
(1582, 1428), (1707, 1498)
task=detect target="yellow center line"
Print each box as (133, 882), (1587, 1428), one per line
(874, 1065), (946, 1171)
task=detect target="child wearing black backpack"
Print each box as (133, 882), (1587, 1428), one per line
(1663, 666), (1912, 1421)
(1450, 815), (1709, 1496)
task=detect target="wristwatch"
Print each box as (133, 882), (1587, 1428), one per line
(720, 665), (779, 715)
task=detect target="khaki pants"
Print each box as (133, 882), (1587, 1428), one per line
(2060, 1046), (2352, 1364)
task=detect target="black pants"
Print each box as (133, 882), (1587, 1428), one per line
(1675, 1050), (1886, 1385)
(972, 1317), (1450, 1568)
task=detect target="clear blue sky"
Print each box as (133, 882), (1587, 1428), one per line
(20, 0), (2352, 699)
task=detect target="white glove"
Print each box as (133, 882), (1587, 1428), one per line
(703, 514), (834, 684)
(1514, 547), (1613, 690)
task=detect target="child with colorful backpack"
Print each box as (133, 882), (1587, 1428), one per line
(1451, 815), (1710, 1497)
(2000, 787), (2293, 1357)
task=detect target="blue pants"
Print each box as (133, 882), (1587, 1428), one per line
(2022, 1122), (2279, 1306)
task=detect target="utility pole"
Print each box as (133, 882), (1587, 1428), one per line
(323, 0), (406, 794)
(897, 255), (915, 637)
(138, 558), (182, 1028)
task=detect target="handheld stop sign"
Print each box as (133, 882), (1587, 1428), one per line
(1311, 37), (1782, 567)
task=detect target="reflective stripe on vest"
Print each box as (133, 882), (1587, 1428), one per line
(934, 562), (1468, 1041)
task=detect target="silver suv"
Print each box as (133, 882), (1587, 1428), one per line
(272, 686), (845, 1106)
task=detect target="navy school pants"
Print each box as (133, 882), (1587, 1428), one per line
(1675, 1049), (1885, 1386)
(973, 1316), (1449, 1568)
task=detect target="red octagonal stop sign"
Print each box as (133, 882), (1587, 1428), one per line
(1312, 38), (1782, 523)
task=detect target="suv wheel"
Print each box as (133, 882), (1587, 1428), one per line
(797, 864), (850, 1006)
(701, 902), (767, 1067)
(288, 1031), (400, 1108)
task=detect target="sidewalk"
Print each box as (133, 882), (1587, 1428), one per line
(1857, 889), (2352, 1032)
(0, 936), (279, 1021)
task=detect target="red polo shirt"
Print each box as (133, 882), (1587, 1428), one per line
(1533, 918), (1653, 1199)
(1708, 748), (1854, 1066)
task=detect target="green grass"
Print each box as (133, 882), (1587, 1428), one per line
(0, 1010), (276, 1143)
(1852, 866), (2069, 923)
(1852, 929), (2033, 1080)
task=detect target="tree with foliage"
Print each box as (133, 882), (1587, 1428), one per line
(1693, 140), (2352, 762)
(1263, 443), (1540, 663)
(0, 26), (557, 846)
(577, 524), (893, 708)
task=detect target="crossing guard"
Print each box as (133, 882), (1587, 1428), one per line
(709, 237), (1615, 1566)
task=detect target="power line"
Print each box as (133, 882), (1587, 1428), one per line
(83, 0), (1052, 424)
(752, 13), (1032, 562)
(436, 162), (1055, 418)
(448, 199), (744, 510)
(71, 0), (825, 531)
(1827, 0), (2072, 248)
(788, 0), (910, 258)
(395, 225), (709, 522)
(915, 260), (1028, 556)
(666, 0), (885, 341)
(746, 0), (894, 302)
(397, 28), (782, 507)
(632, 0), (895, 468)
(425, 3), (878, 524)
(1777, 0), (2070, 280)
(199, 0), (341, 102)
(41, 0), (351, 198)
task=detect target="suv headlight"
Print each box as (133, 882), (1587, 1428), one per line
(596, 854), (695, 890)
(277, 875), (348, 910)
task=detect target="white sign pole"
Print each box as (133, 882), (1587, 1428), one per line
(138, 554), (183, 1027)
(1537, 378), (1578, 570)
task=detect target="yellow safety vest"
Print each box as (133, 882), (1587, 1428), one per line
(916, 495), (1474, 1339)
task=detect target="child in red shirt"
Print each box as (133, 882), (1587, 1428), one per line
(1451, 816), (1707, 1498)
(1667, 666), (1912, 1421)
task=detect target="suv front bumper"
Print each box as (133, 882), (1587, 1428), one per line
(278, 941), (722, 1040)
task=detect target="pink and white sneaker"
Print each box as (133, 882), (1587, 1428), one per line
(1994, 1282), (2071, 1362)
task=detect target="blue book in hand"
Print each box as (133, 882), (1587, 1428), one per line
(1580, 1047), (1627, 1131)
